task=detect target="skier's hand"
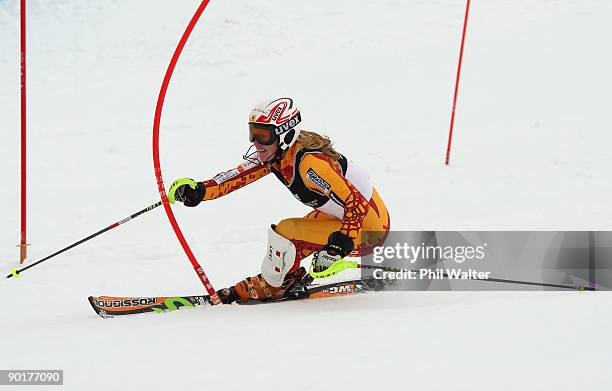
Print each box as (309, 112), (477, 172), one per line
(313, 231), (354, 272)
(168, 178), (205, 207)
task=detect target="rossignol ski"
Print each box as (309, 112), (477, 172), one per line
(88, 278), (388, 318)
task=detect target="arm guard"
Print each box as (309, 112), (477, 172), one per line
(203, 161), (271, 200)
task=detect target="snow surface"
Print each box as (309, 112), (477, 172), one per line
(1, 0), (611, 390)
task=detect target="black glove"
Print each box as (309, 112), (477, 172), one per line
(313, 231), (355, 272)
(173, 180), (205, 207)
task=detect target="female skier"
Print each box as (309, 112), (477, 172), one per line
(169, 97), (390, 303)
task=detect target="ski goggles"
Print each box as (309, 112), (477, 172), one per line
(248, 123), (277, 145)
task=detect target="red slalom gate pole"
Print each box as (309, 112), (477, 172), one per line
(19, 0), (29, 263)
(445, 0), (471, 166)
(152, 0), (221, 305)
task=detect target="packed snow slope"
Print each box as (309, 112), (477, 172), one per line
(1, 1), (611, 390)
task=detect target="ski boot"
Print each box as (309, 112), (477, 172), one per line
(217, 267), (311, 304)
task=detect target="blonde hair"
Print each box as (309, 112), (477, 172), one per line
(297, 130), (342, 160)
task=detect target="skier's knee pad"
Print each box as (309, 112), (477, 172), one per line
(261, 227), (297, 288)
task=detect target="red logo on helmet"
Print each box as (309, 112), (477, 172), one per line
(254, 99), (295, 125)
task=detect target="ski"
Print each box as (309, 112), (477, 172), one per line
(88, 278), (388, 318)
(88, 295), (211, 318)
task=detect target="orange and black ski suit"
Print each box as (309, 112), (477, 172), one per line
(201, 140), (390, 271)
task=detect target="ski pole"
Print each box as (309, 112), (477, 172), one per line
(361, 264), (598, 291)
(308, 259), (403, 279)
(309, 259), (597, 291)
(6, 201), (162, 279)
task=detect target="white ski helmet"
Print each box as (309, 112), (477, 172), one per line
(248, 98), (302, 153)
